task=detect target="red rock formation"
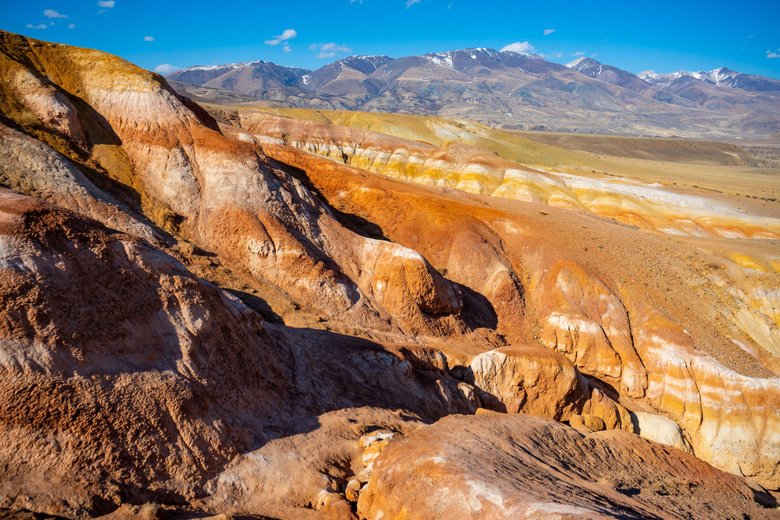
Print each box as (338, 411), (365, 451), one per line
(469, 345), (633, 431)
(0, 190), (286, 515)
(243, 115), (780, 239)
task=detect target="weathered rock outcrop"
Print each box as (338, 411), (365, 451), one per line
(261, 143), (780, 490)
(631, 411), (692, 453)
(357, 413), (774, 519)
(0, 123), (158, 242)
(0, 190), (287, 515)
(0, 31), (470, 337)
(469, 345), (633, 431)
(0, 190), (477, 517)
(529, 254), (780, 489)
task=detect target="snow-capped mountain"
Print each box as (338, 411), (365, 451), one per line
(640, 67), (780, 92)
(167, 60), (311, 97)
(305, 55), (392, 89)
(339, 55), (394, 74)
(639, 69), (727, 88)
(424, 47), (542, 70)
(692, 67), (740, 87)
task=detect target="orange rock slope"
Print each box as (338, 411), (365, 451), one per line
(263, 143), (780, 492)
(241, 114), (780, 239)
(0, 31), (778, 518)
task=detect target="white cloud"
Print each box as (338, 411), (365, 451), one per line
(573, 51), (585, 56)
(500, 41), (536, 55)
(406, 0), (421, 7)
(98, 0), (115, 7)
(311, 42), (352, 59)
(26, 23), (48, 29)
(154, 64), (178, 74)
(265, 28), (297, 46)
(144, 36), (155, 42)
(543, 28), (555, 36)
(550, 51), (563, 58)
(283, 43), (291, 53)
(767, 49), (780, 59)
(43, 9), (67, 19)
(68, 23), (76, 29)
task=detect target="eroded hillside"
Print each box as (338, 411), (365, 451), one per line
(0, 31), (778, 519)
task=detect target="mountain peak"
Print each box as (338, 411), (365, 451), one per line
(566, 56), (606, 75)
(425, 48), (501, 58)
(566, 56), (598, 68)
(567, 58), (653, 92)
(166, 46), (780, 113)
(340, 54), (393, 63)
(336, 55), (394, 74)
(179, 61), (259, 72)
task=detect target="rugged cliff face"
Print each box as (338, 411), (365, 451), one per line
(0, 189), (288, 514)
(0, 31), (778, 519)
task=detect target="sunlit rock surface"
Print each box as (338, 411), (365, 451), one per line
(357, 413), (774, 519)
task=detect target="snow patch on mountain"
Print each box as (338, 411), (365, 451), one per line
(566, 57), (588, 68)
(640, 67), (741, 88)
(428, 54), (455, 70)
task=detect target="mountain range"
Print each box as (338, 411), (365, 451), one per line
(168, 48), (780, 138)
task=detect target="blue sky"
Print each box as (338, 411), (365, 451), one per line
(2, 0), (780, 78)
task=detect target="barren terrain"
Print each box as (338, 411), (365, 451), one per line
(0, 31), (778, 519)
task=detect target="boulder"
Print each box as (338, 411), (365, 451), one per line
(468, 345), (633, 431)
(631, 411), (692, 453)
